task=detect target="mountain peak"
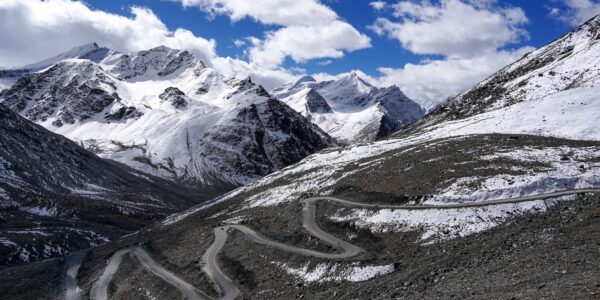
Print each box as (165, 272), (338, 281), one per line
(20, 42), (108, 70)
(149, 45), (174, 52)
(296, 75), (316, 84)
(337, 71), (372, 88)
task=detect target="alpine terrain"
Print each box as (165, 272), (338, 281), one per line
(0, 102), (220, 266)
(272, 73), (424, 143)
(0, 44), (336, 186)
(1, 6), (600, 300)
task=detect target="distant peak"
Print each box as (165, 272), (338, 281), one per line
(296, 75), (316, 84)
(74, 42), (100, 51)
(149, 45), (173, 52)
(339, 71), (372, 87)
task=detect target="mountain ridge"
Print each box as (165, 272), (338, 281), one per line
(271, 73), (424, 143)
(0, 45), (336, 186)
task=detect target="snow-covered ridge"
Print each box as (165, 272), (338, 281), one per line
(413, 14), (600, 129)
(0, 44), (336, 185)
(271, 72), (424, 143)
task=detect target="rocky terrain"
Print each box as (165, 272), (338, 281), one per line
(1, 134), (599, 299)
(0, 45), (335, 185)
(271, 73), (424, 143)
(0, 103), (223, 266)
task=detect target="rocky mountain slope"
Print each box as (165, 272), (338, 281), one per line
(405, 14), (600, 136)
(0, 45), (335, 186)
(4, 133), (599, 299)
(271, 73), (424, 143)
(0, 103), (221, 266)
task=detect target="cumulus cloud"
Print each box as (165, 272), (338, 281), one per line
(212, 56), (298, 90)
(0, 0), (217, 67)
(370, 1), (388, 10)
(548, 0), (600, 26)
(370, 0), (528, 58)
(369, 0), (532, 109)
(248, 21), (371, 68)
(178, 0), (371, 68)
(232, 39), (246, 47)
(376, 47), (533, 110)
(179, 0), (337, 26)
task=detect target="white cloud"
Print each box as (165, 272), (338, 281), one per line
(180, 0), (338, 26)
(376, 47), (534, 110)
(0, 0), (217, 67)
(232, 39), (246, 47)
(212, 56), (298, 90)
(178, 0), (371, 68)
(370, 0), (528, 58)
(548, 0), (600, 26)
(248, 21), (371, 68)
(368, 0), (532, 108)
(370, 1), (387, 10)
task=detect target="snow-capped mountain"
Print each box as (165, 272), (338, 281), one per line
(407, 15), (600, 138)
(271, 73), (424, 143)
(0, 45), (335, 186)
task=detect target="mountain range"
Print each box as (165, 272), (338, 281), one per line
(0, 44), (337, 186)
(271, 73), (424, 143)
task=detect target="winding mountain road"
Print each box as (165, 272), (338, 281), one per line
(90, 246), (208, 300)
(70, 188), (600, 300)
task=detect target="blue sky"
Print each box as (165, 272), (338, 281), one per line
(1, 0), (599, 107)
(82, 0), (576, 75)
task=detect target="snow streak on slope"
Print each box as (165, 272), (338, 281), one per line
(272, 73), (424, 143)
(274, 261), (395, 283)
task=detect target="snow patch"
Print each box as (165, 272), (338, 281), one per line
(274, 261), (395, 283)
(22, 206), (59, 217)
(330, 198), (566, 243)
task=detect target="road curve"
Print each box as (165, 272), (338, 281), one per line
(90, 247), (208, 300)
(65, 249), (90, 300)
(90, 248), (132, 300)
(312, 188), (600, 210)
(84, 188), (600, 300)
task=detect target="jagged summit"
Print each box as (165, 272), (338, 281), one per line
(272, 73), (424, 143)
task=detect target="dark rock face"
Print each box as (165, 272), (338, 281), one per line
(159, 87), (189, 109)
(198, 98), (336, 184)
(374, 86), (424, 133)
(104, 106), (143, 121)
(109, 46), (202, 80)
(226, 77), (256, 99)
(305, 89), (332, 114)
(0, 61), (121, 126)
